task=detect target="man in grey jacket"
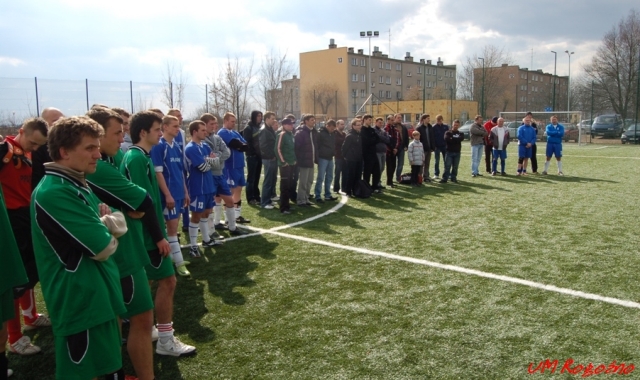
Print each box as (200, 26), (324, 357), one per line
(469, 115), (487, 177)
(259, 112), (279, 209)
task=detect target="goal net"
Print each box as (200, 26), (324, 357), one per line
(499, 111), (586, 146)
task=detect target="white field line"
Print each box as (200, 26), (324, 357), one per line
(593, 146), (610, 150)
(215, 193), (640, 309)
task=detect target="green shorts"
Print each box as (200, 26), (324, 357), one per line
(120, 269), (154, 319)
(144, 249), (175, 281)
(54, 318), (121, 380)
(0, 289), (15, 324)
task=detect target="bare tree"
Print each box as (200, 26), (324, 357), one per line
(256, 50), (296, 113)
(135, 94), (154, 113)
(161, 61), (188, 110)
(210, 56), (255, 127)
(306, 82), (338, 117)
(584, 9), (640, 120)
(457, 45), (513, 116)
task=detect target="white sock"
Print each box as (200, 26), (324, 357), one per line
(188, 223), (199, 247)
(544, 161), (550, 172)
(207, 213), (214, 230)
(235, 205), (241, 219)
(167, 236), (183, 266)
(225, 207), (237, 231)
(557, 161), (563, 172)
(199, 219), (211, 243)
(213, 205), (223, 225)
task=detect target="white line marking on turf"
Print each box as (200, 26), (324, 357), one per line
(246, 226), (640, 310)
(594, 146), (610, 149)
(220, 194), (640, 310)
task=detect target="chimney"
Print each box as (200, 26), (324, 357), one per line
(427, 60), (432, 65)
(382, 54), (388, 58)
(292, 75), (297, 79)
(373, 46), (382, 57)
(437, 57), (443, 66)
(405, 52), (413, 62)
(348, 47), (354, 53)
(329, 39), (337, 49)
(502, 63), (508, 67)
(419, 59), (425, 64)
(357, 49), (364, 55)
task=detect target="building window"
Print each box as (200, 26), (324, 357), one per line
(360, 58), (366, 66)
(361, 74), (366, 82)
(396, 91), (401, 99)
(379, 76), (384, 84)
(509, 73), (515, 79)
(338, 57), (343, 63)
(396, 78), (402, 85)
(379, 90), (383, 98)
(386, 91), (391, 99)
(386, 76), (391, 84)
(379, 62), (383, 69)
(407, 72), (412, 77)
(352, 89), (357, 98)
(396, 63), (401, 70)
(361, 89), (366, 98)
(351, 58), (357, 66)
(417, 66), (422, 74)
(352, 74), (358, 82)
(385, 62), (391, 70)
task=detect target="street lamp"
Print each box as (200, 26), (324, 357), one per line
(360, 31), (379, 115)
(551, 51), (557, 112)
(478, 57), (485, 117)
(565, 50), (574, 112)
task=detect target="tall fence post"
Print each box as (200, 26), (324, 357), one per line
(205, 84), (209, 113)
(169, 81), (174, 108)
(130, 81), (134, 113)
(85, 79), (89, 111)
(34, 77), (40, 116)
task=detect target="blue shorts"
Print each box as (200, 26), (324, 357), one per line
(518, 145), (532, 158)
(162, 199), (183, 221)
(225, 167), (246, 188)
(492, 149), (507, 160)
(546, 142), (562, 158)
(212, 175), (232, 196)
(189, 193), (214, 212)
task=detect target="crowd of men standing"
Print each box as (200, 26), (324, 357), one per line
(0, 103), (567, 379)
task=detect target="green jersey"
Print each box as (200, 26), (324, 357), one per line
(120, 146), (167, 251)
(31, 164), (125, 336)
(0, 184), (28, 303)
(86, 155), (150, 277)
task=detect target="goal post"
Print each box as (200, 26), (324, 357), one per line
(499, 111), (586, 146)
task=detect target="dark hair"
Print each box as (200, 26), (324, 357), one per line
(420, 114), (430, 121)
(189, 120), (205, 136)
(363, 114), (373, 121)
(86, 108), (124, 131)
(200, 113), (217, 123)
(326, 119), (336, 127)
(303, 114), (315, 122)
(21, 117), (49, 137)
(48, 116), (103, 161)
(110, 107), (130, 118)
(130, 111), (162, 144)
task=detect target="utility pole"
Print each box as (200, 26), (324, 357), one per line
(360, 31), (379, 115)
(565, 50), (574, 112)
(478, 57), (485, 117)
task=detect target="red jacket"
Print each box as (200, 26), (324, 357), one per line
(0, 136), (33, 209)
(483, 121), (496, 146)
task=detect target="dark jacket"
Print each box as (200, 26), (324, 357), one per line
(444, 129), (465, 153)
(401, 124), (410, 149)
(469, 122), (487, 146)
(384, 123), (402, 156)
(275, 130), (296, 167)
(259, 125), (277, 160)
(342, 129), (362, 161)
(416, 123), (435, 152)
(360, 125), (380, 157)
(316, 127), (336, 160)
(374, 126), (391, 153)
(294, 126), (317, 168)
(243, 110), (262, 158)
(334, 130), (346, 160)
(432, 123), (449, 149)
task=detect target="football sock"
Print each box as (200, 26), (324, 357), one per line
(199, 219), (211, 243)
(188, 223), (199, 247)
(557, 161), (563, 172)
(20, 288), (37, 323)
(225, 207), (237, 231)
(213, 205), (222, 225)
(544, 161), (550, 172)
(168, 236), (183, 266)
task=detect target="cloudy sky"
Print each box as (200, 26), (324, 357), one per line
(0, 0), (636, 117)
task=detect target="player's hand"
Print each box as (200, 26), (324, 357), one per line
(393, 149), (398, 154)
(98, 203), (111, 217)
(127, 211), (145, 219)
(165, 195), (175, 210)
(156, 239), (171, 257)
(183, 195), (190, 208)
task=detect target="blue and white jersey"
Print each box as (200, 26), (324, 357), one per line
(150, 137), (185, 201)
(217, 128), (246, 169)
(174, 129), (188, 171)
(184, 141), (214, 197)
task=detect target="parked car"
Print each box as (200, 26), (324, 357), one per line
(458, 120), (474, 137)
(506, 121), (520, 141)
(621, 124), (640, 144)
(578, 119), (593, 133)
(591, 114), (623, 138)
(542, 123), (579, 142)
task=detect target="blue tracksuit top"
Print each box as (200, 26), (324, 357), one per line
(517, 125), (537, 146)
(545, 123), (565, 144)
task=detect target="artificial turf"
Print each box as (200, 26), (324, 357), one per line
(10, 142), (640, 379)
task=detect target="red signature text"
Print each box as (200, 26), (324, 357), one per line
(528, 359), (635, 377)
